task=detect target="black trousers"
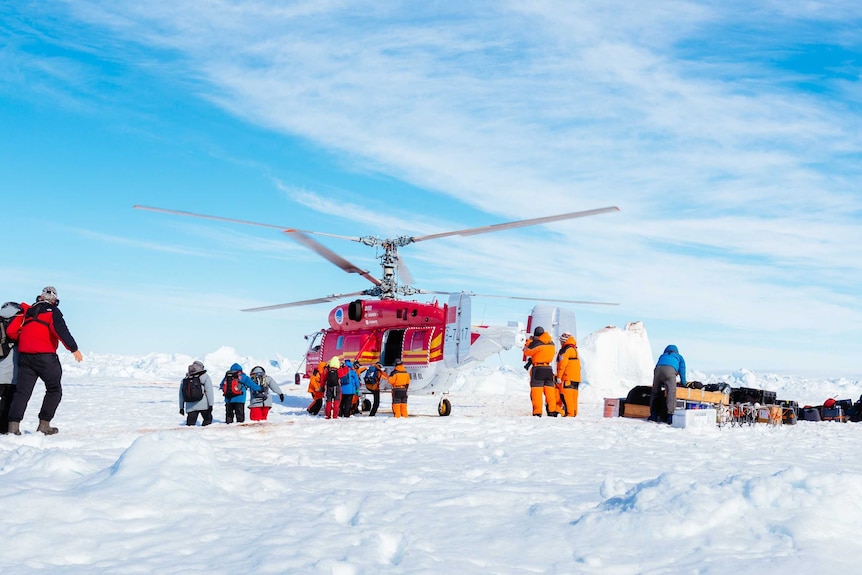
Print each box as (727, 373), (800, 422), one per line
(187, 407), (213, 426)
(368, 389), (380, 416)
(340, 393), (355, 417)
(225, 402), (245, 424)
(9, 353), (63, 423)
(0, 383), (14, 434)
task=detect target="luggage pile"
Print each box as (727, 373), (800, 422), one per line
(605, 385), (862, 428)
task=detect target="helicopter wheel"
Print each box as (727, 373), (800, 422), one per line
(438, 398), (452, 417)
(362, 398), (372, 412)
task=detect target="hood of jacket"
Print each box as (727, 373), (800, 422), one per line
(663, 345), (678, 355)
(230, 362), (244, 372)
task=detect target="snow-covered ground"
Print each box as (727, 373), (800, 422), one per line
(2, 325), (861, 574)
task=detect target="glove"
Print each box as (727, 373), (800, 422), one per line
(279, 394), (285, 402)
(179, 409), (185, 416)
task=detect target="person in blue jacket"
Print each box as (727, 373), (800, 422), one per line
(219, 362), (262, 424)
(650, 344), (686, 424)
(339, 359), (361, 418)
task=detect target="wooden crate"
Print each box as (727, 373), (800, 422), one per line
(622, 403), (650, 419)
(676, 387), (729, 405)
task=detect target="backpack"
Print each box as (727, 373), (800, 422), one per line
(181, 374), (205, 402)
(250, 374), (269, 401)
(0, 317), (12, 360)
(363, 365), (378, 385)
(325, 366), (340, 388)
(223, 370), (243, 398)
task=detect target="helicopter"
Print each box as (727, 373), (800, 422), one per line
(134, 203), (620, 415)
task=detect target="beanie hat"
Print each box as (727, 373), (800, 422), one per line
(187, 360), (206, 376)
(40, 286), (58, 303)
(251, 366), (266, 377)
(533, 326), (545, 337)
(329, 356), (341, 368)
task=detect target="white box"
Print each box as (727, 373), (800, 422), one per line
(671, 408), (717, 430)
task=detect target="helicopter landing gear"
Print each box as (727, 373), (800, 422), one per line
(438, 398), (452, 417)
(362, 398), (372, 412)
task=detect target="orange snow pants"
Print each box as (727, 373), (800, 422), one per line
(530, 366), (558, 416)
(562, 384), (579, 417)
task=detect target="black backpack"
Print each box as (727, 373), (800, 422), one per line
(181, 374), (205, 402)
(325, 366), (340, 388)
(0, 318), (12, 360)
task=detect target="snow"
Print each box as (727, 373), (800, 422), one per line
(2, 323), (861, 574)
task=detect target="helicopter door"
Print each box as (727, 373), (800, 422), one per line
(444, 293), (471, 368)
(381, 329), (406, 365)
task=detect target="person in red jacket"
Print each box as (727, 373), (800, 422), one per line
(4, 286), (83, 435)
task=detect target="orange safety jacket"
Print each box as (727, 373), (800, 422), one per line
(389, 365), (410, 388)
(523, 332), (555, 366)
(556, 336), (581, 385)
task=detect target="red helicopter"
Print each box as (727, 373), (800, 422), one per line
(134, 204), (619, 415)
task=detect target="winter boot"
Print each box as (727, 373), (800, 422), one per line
(8, 421), (21, 435)
(37, 419), (59, 435)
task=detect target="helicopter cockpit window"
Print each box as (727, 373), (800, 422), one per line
(309, 331), (323, 352)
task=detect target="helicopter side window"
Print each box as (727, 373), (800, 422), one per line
(336, 335), (344, 350)
(409, 330), (427, 351)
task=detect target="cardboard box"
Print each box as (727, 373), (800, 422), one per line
(671, 408), (717, 430)
(603, 398), (622, 418)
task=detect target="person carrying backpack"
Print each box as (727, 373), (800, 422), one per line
(4, 286), (83, 436)
(323, 356), (342, 420)
(359, 361), (386, 417)
(1, 301), (24, 434)
(338, 359), (361, 418)
(219, 362), (262, 424)
(178, 360), (214, 426)
(247, 365), (284, 421)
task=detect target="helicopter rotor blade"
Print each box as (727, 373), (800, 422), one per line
(284, 230), (382, 286)
(133, 205), (363, 242)
(396, 258), (415, 285)
(410, 206), (620, 243)
(417, 290), (618, 306)
(242, 291), (369, 312)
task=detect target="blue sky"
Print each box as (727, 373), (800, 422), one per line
(2, 1), (861, 376)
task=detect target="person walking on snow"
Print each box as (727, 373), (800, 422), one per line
(0, 301), (24, 434)
(5, 286), (83, 435)
(219, 362), (262, 424)
(523, 326), (558, 417)
(650, 344), (686, 425)
(556, 332), (581, 417)
(389, 359), (410, 418)
(179, 360), (214, 426)
(248, 365), (284, 421)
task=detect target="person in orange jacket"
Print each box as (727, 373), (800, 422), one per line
(389, 359), (410, 418)
(523, 326), (558, 417)
(556, 332), (581, 417)
(306, 363), (324, 415)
